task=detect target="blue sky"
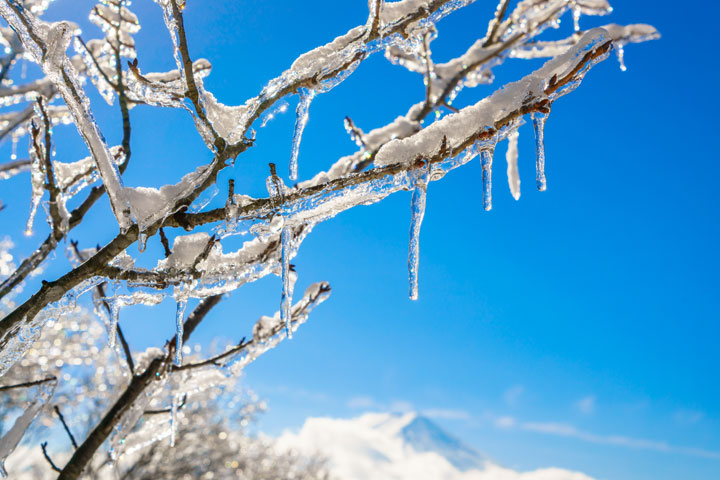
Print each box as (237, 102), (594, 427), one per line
(2, 1), (719, 479)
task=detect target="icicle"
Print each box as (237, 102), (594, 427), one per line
(174, 295), (188, 366)
(25, 146), (44, 236)
(408, 167), (428, 300)
(280, 225), (293, 337)
(481, 147), (494, 211)
(506, 130), (521, 200)
(169, 393), (179, 447)
(289, 88), (316, 181)
(532, 112), (548, 191)
(615, 43), (627, 71)
(137, 232), (148, 253)
(0, 378), (56, 477)
(108, 300), (120, 348)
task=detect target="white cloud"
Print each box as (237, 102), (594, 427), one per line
(674, 410), (704, 426)
(347, 395), (376, 409)
(389, 400), (415, 413)
(494, 416), (516, 429)
(422, 408), (471, 420)
(520, 421), (720, 459)
(503, 385), (524, 406)
(574, 396), (596, 415)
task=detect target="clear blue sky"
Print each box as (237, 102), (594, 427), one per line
(1, 1), (718, 480)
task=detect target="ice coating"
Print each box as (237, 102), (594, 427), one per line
(280, 226), (293, 337)
(510, 23), (659, 60)
(374, 29), (611, 168)
(0, 378), (56, 477)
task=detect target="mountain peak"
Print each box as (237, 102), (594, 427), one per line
(276, 412), (594, 480)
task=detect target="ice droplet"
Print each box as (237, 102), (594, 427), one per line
(481, 147), (494, 211)
(408, 168), (428, 301)
(532, 112), (548, 191)
(289, 88), (316, 181)
(280, 225), (293, 337)
(506, 130), (521, 200)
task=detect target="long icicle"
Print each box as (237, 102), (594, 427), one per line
(169, 393), (179, 447)
(532, 112), (548, 191)
(25, 130), (45, 236)
(481, 147), (495, 211)
(506, 130), (521, 200)
(289, 88), (316, 181)
(280, 225), (293, 337)
(108, 300), (120, 348)
(408, 166), (428, 300)
(174, 295), (188, 366)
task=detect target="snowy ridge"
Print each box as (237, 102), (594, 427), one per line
(277, 412), (595, 480)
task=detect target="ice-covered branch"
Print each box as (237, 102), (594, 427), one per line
(57, 294), (222, 480)
(0, 0), (134, 230)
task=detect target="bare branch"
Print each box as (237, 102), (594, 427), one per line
(0, 375), (56, 391)
(53, 405), (78, 449)
(40, 442), (62, 473)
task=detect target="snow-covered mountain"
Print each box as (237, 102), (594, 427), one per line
(277, 412), (594, 480)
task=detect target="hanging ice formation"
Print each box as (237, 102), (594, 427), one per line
(532, 111), (548, 191)
(408, 164), (428, 300)
(280, 226), (293, 336)
(0, 378), (57, 477)
(25, 133), (45, 236)
(169, 392), (180, 447)
(481, 144), (496, 211)
(174, 293), (188, 366)
(104, 292), (164, 348)
(289, 88), (316, 180)
(506, 130), (521, 200)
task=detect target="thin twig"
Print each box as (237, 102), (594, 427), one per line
(41, 442), (62, 473)
(0, 376), (56, 392)
(143, 393), (187, 415)
(54, 405), (78, 449)
(159, 228), (172, 258)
